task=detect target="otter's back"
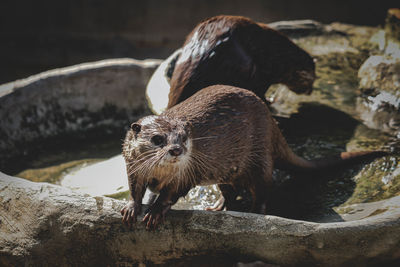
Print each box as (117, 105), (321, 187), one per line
(165, 85), (275, 179)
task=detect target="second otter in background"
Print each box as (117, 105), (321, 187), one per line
(168, 15), (316, 108)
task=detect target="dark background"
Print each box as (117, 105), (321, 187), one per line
(0, 0), (398, 84)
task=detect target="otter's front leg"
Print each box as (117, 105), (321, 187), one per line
(121, 178), (146, 228)
(143, 185), (190, 230)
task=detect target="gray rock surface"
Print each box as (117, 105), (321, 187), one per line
(1, 173), (400, 266)
(357, 54), (400, 136)
(356, 9), (400, 137)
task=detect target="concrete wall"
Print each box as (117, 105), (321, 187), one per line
(0, 58), (159, 172)
(0, 0), (398, 83)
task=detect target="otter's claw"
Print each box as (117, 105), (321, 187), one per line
(142, 204), (171, 230)
(121, 201), (141, 229)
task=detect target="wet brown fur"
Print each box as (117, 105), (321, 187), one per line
(121, 85), (386, 229)
(168, 15), (316, 108)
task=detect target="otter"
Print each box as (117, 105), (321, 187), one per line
(168, 15), (316, 108)
(121, 85), (386, 229)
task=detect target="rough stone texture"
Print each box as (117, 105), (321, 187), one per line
(359, 56), (400, 93)
(268, 20), (326, 38)
(0, 58), (160, 170)
(356, 9), (400, 137)
(1, 173), (400, 266)
(357, 55), (400, 136)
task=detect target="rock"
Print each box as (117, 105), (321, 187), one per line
(0, 58), (161, 171)
(358, 55), (400, 92)
(356, 54), (400, 135)
(1, 173), (400, 266)
(268, 20), (325, 38)
(355, 9), (400, 136)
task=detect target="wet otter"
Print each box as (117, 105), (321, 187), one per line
(168, 15), (315, 108)
(121, 85), (386, 229)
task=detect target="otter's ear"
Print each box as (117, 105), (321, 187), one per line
(130, 123), (141, 134)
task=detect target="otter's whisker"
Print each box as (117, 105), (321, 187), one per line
(191, 136), (218, 141)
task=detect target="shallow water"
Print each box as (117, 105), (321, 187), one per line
(268, 105), (399, 222)
(12, 133), (122, 184)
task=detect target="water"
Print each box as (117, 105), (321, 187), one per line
(11, 134), (122, 184)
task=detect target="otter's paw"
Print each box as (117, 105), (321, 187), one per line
(120, 201), (141, 229)
(142, 204), (171, 230)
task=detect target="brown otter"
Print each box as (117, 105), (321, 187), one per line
(168, 15), (316, 108)
(121, 85), (386, 229)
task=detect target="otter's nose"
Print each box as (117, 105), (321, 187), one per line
(304, 87), (313, 95)
(169, 146), (183, 156)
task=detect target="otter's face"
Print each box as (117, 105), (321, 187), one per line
(285, 69), (315, 95)
(283, 53), (316, 95)
(125, 116), (192, 178)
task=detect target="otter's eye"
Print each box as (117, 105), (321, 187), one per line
(151, 135), (165, 146)
(182, 134), (187, 142)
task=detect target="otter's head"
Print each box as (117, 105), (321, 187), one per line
(282, 51), (316, 95)
(285, 68), (315, 95)
(124, 115), (192, 182)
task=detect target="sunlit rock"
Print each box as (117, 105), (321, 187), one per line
(1, 173), (400, 266)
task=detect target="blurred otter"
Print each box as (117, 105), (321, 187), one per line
(121, 85), (386, 229)
(167, 15), (315, 108)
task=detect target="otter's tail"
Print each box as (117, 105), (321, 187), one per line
(277, 150), (388, 173)
(272, 127), (388, 173)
